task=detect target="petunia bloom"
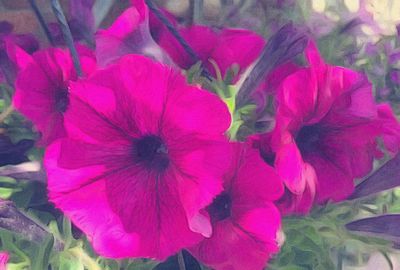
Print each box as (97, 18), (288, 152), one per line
(257, 41), (398, 214)
(189, 143), (283, 270)
(45, 55), (232, 260)
(150, 13), (265, 82)
(13, 46), (96, 146)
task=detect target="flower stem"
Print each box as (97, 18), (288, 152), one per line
(50, 0), (83, 77)
(177, 251), (186, 270)
(28, 0), (55, 45)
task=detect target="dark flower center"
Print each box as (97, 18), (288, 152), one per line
(54, 88), (69, 113)
(260, 150), (276, 166)
(295, 124), (322, 154)
(133, 135), (169, 172)
(207, 192), (232, 222)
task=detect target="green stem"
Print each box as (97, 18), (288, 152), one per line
(50, 0), (83, 77)
(28, 0), (55, 45)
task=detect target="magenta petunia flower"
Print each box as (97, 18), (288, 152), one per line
(13, 46), (96, 146)
(258, 41), (394, 213)
(189, 143), (283, 270)
(45, 54), (232, 260)
(151, 19), (265, 82)
(95, 0), (169, 67)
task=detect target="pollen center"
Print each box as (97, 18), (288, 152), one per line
(54, 88), (69, 113)
(208, 193), (232, 222)
(295, 124), (321, 154)
(133, 135), (169, 172)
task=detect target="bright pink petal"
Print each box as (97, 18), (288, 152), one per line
(157, 25), (217, 69)
(274, 142), (305, 194)
(13, 48), (74, 145)
(231, 144), (283, 204)
(65, 81), (130, 144)
(189, 143), (282, 269)
(154, 19), (264, 81)
(96, 7), (168, 67)
(46, 141), (141, 258)
(277, 68), (318, 122)
(105, 169), (203, 259)
(85, 55), (231, 137)
(258, 61), (300, 94)
(171, 138), (231, 236)
(190, 203), (281, 270)
(307, 153), (354, 203)
(161, 73), (232, 137)
(277, 163), (316, 215)
(305, 40), (325, 69)
(207, 28), (264, 81)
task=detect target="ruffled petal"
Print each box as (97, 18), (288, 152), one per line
(307, 153), (354, 203)
(274, 142), (305, 194)
(190, 203), (281, 270)
(96, 6), (169, 67)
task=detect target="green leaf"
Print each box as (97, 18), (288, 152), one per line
(0, 187), (18, 199)
(59, 253), (85, 270)
(32, 235), (54, 270)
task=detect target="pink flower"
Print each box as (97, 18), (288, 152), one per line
(189, 143), (283, 270)
(95, 0), (169, 67)
(13, 46), (96, 146)
(151, 19), (265, 82)
(45, 55), (232, 260)
(259, 41), (391, 213)
(0, 251), (8, 270)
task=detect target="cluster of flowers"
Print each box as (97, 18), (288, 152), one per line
(3, 0), (400, 269)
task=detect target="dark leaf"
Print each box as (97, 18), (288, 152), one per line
(346, 214), (400, 246)
(236, 23), (308, 108)
(349, 153), (400, 199)
(0, 135), (34, 166)
(28, 0), (55, 45)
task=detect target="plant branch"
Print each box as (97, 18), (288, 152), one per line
(28, 0), (55, 45)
